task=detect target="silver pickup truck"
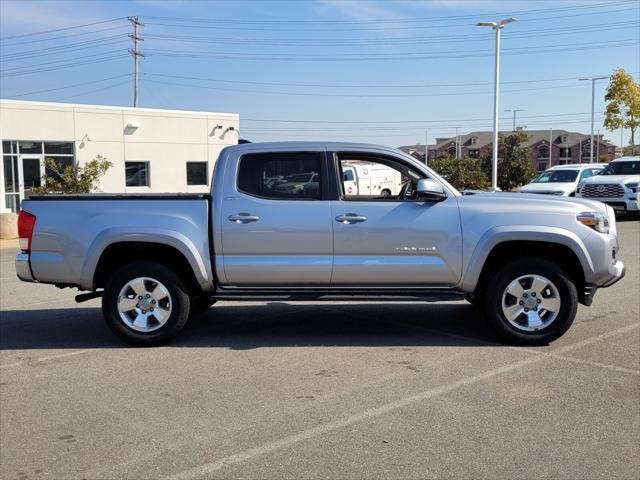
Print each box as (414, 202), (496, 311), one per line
(15, 142), (625, 346)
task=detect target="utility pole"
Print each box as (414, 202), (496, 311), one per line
(505, 108), (524, 131)
(128, 16), (144, 108)
(579, 76), (607, 163)
(596, 129), (600, 161)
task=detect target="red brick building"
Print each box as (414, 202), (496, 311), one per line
(400, 129), (619, 171)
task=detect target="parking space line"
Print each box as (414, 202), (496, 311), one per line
(166, 322), (640, 480)
(382, 319), (640, 376)
(0, 348), (100, 370)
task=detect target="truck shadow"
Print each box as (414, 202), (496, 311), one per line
(0, 302), (503, 350)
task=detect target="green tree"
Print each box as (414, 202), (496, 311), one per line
(604, 68), (640, 154)
(481, 131), (537, 191)
(431, 154), (490, 191)
(34, 155), (113, 194)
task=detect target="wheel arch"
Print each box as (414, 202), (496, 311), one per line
(81, 228), (212, 292)
(463, 227), (593, 303)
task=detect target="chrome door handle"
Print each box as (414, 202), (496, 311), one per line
(335, 213), (367, 224)
(228, 213), (260, 223)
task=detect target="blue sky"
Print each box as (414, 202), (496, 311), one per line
(1, 0), (638, 147)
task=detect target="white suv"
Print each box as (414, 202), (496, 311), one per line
(576, 156), (640, 215)
(520, 163), (605, 196)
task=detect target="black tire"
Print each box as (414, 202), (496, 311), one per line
(380, 189), (391, 197)
(464, 293), (479, 307)
(482, 258), (578, 346)
(102, 261), (191, 346)
(190, 296), (217, 316)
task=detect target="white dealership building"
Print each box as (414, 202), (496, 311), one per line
(0, 100), (240, 222)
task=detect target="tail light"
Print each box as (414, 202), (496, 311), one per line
(17, 210), (36, 252)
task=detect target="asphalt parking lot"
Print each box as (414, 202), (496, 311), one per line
(1, 220), (638, 479)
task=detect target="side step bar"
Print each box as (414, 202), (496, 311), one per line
(211, 291), (465, 302)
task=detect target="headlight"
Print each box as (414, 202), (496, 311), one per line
(577, 212), (610, 233)
(625, 182), (638, 193)
(576, 182), (584, 194)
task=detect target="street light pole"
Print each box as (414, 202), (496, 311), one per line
(579, 76), (607, 163)
(425, 128), (428, 164)
(505, 108), (524, 131)
(477, 17), (517, 191)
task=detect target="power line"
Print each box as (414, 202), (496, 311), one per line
(141, 71), (613, 89)
(143, 5), (636, 32)
(142, 77), (590, 98)
(240, 111), (605, 125)
(3, 74), (133, 98)
(0, 38), (130, 62)
(0, 54), (129, 77)
(0, 25), (130, 47)
(53, 80), (132, 102)
(143, 1), (631, 25)
(1, 34), (130, 60)
(142, 21), (638, 47)
(0, 17), (128, 40)
(146, 38), (638, 62)
(0, 49), (129, 74)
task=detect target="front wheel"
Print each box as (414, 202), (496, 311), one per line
(102, 261), (191, 346)
(483, 258), (578, 345)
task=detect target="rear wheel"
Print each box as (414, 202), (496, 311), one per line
(483, 258), (578, 345)
(102, 261), (190, 346)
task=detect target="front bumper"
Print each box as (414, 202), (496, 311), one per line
(601, 260), (625, 287)
(15, 253), (35, 282)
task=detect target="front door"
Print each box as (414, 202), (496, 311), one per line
(219, 150), (333, 286)
(331, 152), (463, 287)
(19, 156), (44, 201)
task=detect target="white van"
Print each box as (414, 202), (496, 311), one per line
(342, 161), (403, 197)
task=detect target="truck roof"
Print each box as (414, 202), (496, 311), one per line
(223, 141), (407, 156)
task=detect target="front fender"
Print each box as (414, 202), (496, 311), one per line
(461, 225), (594, 292)
(79, 227), (212, 291)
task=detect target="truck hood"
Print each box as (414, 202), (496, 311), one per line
(460, 191), (608, 215)
(519, 182), (574, 195)
(581, 174), (640, 185)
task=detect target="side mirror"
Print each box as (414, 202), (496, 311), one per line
(416, 179), (447, 202)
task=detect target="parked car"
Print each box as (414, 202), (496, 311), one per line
(576, 156), (640, 215)
(274, 172), (320, 196)
(520, 164), (605, 196)
(16, 142), (625, 347)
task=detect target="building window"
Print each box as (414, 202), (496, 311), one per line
(561, 135), (568, 144)
(537, 146), (549, 159)
(125, 161), (150, 187)
(560, 147), (571, 158)
(468, 149), (480, 158)
(18, 141), (43, 154)
(537, 162), (548, 171)
(2, 140), (74, 212)
(186, 162), (208, 186)
(470, 137), (477, 145)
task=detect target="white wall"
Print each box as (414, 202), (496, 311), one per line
(0, 100), (239, 211)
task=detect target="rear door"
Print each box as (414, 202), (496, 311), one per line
(219, 150), (333, 286)
(330, 151), (463, 286)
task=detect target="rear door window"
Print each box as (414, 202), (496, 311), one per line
(238, 152), (322, 200)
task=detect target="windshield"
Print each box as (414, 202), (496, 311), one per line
(532, 170), (578, 183)
(599, 161), (640, 175)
